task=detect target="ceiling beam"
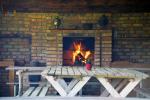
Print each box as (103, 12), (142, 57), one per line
(1, 0), (150, 13)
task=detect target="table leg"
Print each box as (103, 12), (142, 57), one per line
(97, 78), (121, 97)
(57, 79), (68, 90)
(66, 79), (79, 93)
(98, 77), (142, 97)
(119, 79), (141, 97)
(67, 77), (91, 97)
(101, 79), (122, 96)
(45, 76), (67, 96)
(108, 79), (128, 97)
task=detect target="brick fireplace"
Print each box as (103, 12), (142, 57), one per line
(46, 30), (112, 67)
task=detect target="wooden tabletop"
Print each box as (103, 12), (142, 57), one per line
(41, 66), (149, 79)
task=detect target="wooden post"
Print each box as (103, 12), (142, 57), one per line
(16, 70), (24, 96)
(0, 60), (14, 96)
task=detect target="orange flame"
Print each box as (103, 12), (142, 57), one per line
(72, 42), (91, 64)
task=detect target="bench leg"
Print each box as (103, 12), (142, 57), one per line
(17, 70), (23, 96)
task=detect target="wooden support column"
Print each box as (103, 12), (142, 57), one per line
(16, 70), (24, 96)
(0, 60), (14, 96)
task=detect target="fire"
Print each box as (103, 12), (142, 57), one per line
(72, 42), (91, 65)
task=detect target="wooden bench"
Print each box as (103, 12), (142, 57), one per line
(22, 86), (49, 97)
(134, 88), (150, 98)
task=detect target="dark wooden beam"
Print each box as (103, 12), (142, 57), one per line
(1, 0), (150, 12)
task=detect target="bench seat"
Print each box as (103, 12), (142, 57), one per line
(22, 86), (49, 97)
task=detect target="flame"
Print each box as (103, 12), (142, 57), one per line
(72, 42), (91, 64)
(85, 51), (91, 59)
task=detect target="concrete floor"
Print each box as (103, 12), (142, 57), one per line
(0, 97), (149, 100)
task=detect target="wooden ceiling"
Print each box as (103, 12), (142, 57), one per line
(1, 0), (150, 12)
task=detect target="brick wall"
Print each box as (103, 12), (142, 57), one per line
(0, 12), (149, 66)
(0, 34), (31, 65)
(112, 13), (150, 64)
(0, 13), (112, 66)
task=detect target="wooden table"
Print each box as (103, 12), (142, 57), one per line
(41, 66), (149, 97)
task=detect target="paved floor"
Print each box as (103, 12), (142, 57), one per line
(0, 97), (149, 100)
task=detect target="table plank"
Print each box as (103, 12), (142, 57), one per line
(62, 67), (68, 76)
(48, 67), (56, 75)
(41, 67), (50, 75)
(72, 67), (81, 76)
(110, 68), (127, 77)
(97, 68), (111, 77)
(90, 67), (97, 75)
(104, 67), (116, 76)
(94, 67), (108, 77)
(110, 68), (131, 78)
(104, 68), (126, 78)
(118, 69), (134, 78)
(125, 69), (148, 79)
(117, 68), (135, 78)
(55, 67), (62, 76)
(78, 67), (87, 76)
(85, 69), (94, 76)
(67, 67), (75, 76)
